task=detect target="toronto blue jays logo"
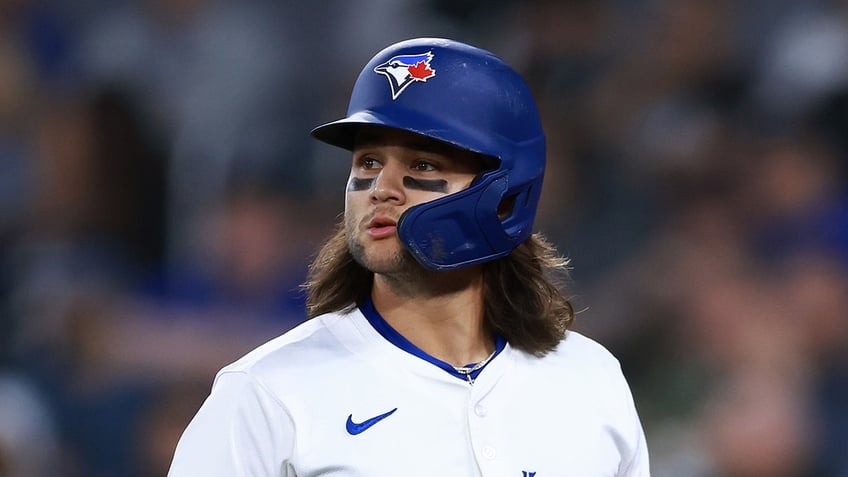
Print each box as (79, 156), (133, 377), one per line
(373, 51), (436, 100)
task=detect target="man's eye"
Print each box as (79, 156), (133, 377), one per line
(412, 161), (437, 172)
(360, 157), (381, 169)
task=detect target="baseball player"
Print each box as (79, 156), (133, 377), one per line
(168, 37), (650, 476)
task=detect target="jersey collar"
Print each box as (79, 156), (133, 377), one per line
(358, 295), (506, 383)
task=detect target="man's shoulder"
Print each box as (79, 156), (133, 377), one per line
(218, 310), (354, 378)
(516, 331), (634, 401)
(541, 330), (623, 370)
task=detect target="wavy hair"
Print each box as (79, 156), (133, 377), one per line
(303, 227), (573, 356)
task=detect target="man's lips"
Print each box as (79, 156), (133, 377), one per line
(367, 216), (398, 238)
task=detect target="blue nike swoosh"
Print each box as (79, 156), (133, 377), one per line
(346, 408), (398, 435)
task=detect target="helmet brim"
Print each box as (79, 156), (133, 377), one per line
(310, 109), (494, 159)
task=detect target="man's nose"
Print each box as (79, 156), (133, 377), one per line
(370, 162), (406, 204)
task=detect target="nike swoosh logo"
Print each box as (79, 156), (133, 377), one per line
(346, 408), (398, 435)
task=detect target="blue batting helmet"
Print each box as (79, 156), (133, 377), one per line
(311, 37), (545, 271)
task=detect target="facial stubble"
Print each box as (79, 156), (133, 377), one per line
(344, 212), (434, 296)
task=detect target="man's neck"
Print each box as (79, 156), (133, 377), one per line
(371, 268), (493, 368)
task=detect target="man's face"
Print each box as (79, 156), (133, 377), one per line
(344, 127), (489, 275)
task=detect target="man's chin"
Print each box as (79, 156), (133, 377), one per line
(362, 254), (415, 275)
(352, 247), (420, 275)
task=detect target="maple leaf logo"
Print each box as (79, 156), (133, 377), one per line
(408, 60), (435, 81)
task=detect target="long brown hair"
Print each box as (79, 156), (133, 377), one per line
(303, 226), (574, 356)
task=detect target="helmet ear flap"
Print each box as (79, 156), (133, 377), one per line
(399, 173), (515, 270)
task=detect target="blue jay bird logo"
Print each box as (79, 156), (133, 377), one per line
(374, 51), (436, 100)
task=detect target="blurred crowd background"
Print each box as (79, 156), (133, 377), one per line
(0, 0), (847, 476)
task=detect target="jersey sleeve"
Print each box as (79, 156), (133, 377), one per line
(618, 408), (650, 477)
(167, 370), (296, 477)
(614, 364), (651, 477)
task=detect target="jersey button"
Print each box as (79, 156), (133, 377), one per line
(474, 403), (488, 417)
(481, 446), (497, 460)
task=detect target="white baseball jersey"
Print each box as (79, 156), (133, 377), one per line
(168, 298), (650, 476)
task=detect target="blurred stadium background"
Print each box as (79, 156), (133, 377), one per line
(1, 0), (847, 475)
